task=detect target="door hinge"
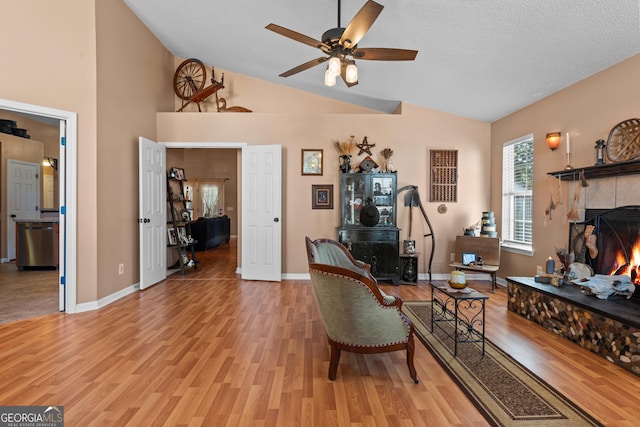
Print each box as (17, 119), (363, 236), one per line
(60, 206), (66, 215)
(61, 136), (66, 146)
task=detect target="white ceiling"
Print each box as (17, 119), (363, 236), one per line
(124, 0), (640, 123)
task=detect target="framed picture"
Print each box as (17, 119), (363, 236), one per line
(172, 167), (185, 180)
(177, 226), (188, 245)
(301, 149), (323, 175)
(462, 252), (477, 266)
(167, 227), (178, 245)
(312, 184), (333, 209)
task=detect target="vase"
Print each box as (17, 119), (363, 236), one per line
(339, 155), (351, 173)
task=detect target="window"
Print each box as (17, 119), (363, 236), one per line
(502, 135), (533, 254)
(192, 179), (226, 218)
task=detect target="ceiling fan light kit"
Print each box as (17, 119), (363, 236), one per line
(266, 0), (417, 87)
(325, 68), (337, 86)
(345, 61), (358, 84)
(328, 56), (341, 76)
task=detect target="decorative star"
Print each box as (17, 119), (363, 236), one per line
(356, 136), (375, 156)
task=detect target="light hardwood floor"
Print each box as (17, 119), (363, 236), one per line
(0, 239), (638, 426)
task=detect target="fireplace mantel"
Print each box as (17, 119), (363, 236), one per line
(548, 159), (640, 181)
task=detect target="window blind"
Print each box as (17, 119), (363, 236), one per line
(502, 135), (533, 248)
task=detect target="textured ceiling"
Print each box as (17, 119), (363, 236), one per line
(122, 0), (640, 122)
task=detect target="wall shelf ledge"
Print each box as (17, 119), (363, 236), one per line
(548, 159), (640, 181)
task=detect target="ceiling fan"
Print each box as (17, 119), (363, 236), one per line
(266, 0), (418, 87)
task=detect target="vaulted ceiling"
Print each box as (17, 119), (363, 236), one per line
(123, 0), (640, 122)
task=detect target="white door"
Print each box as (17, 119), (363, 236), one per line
(241, 145), (282, 281)
(139, 137), (167, 289)
(7, 160), (40, 260)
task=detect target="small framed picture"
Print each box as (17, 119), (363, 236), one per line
(462, 252), (477, 266)
(312, 184), (333, 209)
(301, 149), (323, 176)
(177, 226), (188, 245)
(172, 167), (185, 180)
(167, 227), (178, 245)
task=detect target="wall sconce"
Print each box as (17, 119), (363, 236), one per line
(546, 132), (561, 150)
(43, 157), (58, 170)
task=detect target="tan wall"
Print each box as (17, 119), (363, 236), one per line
(1, 0), (173, 303)
(0, 0), (99, 302)
(95, 0), (174, 299)
(159, 96), (491, 275)
(490, 53), (640, 279)
(173, 60), (383, 115)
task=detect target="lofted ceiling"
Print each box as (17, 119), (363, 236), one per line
(122, 0), (640, 123)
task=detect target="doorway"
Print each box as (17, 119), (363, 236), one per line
(162, 142), (282, 282)
(0, 98), (78, 315)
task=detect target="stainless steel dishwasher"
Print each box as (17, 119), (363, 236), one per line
(17, 222), (57, 269)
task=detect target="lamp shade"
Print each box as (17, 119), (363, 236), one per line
(324, 68), (336, 86)
(345, 62), (358, 84)
(327, 57), (340, 76)
(546, 132), (561, 150)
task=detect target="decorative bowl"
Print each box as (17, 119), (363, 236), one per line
(448, 280), (468, 290)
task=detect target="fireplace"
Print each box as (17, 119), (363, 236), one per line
(568, 205), (640, 297)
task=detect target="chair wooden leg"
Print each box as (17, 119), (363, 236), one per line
(406, 335), (418, 384)
(328, 340), (341, 381)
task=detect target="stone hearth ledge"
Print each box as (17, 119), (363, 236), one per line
(507, 276), (640, 376)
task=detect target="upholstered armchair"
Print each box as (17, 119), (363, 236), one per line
(305, 237), (418, 383)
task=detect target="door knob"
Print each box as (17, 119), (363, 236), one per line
(274, 218), (279, 222)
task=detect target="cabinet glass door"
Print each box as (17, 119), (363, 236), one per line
(372, 176), (394, 225)
(341, 175), (366, 225)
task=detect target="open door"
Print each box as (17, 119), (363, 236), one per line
(139, 137), (167, 289)
(6, 160), (40, 260)
(241, 145), (282, 281)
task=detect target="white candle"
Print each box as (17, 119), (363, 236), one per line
(565, 132), (570, 154)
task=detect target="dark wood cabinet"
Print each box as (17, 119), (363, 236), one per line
(338, 173), (400, 284)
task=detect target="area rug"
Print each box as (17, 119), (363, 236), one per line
(403, 301), (603, 427)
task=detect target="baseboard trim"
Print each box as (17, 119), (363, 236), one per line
(287, 272), (505, 288)
(75, 283), (139, 313)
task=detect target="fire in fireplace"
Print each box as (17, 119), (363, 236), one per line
(611, 242), (640, 283)
(569, 205), (640, 294)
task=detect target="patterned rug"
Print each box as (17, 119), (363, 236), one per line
(403, 301), (603, 427)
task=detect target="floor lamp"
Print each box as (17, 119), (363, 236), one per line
(398, 185), (435, 282)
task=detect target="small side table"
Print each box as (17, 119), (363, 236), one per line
(429, 282), (488, 356)
(399, 253), (419, 284)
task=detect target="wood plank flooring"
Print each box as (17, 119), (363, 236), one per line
(0, 238), (638, 426)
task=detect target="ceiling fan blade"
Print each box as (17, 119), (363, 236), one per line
(339, 0), (384, 49)
(352, 47), (418, 61)
(279, 57), (328, 77)
(266, 23), (329, 50)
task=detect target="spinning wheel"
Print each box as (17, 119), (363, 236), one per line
(173, 58), (207, 100)
(606, 118), (640, 162)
